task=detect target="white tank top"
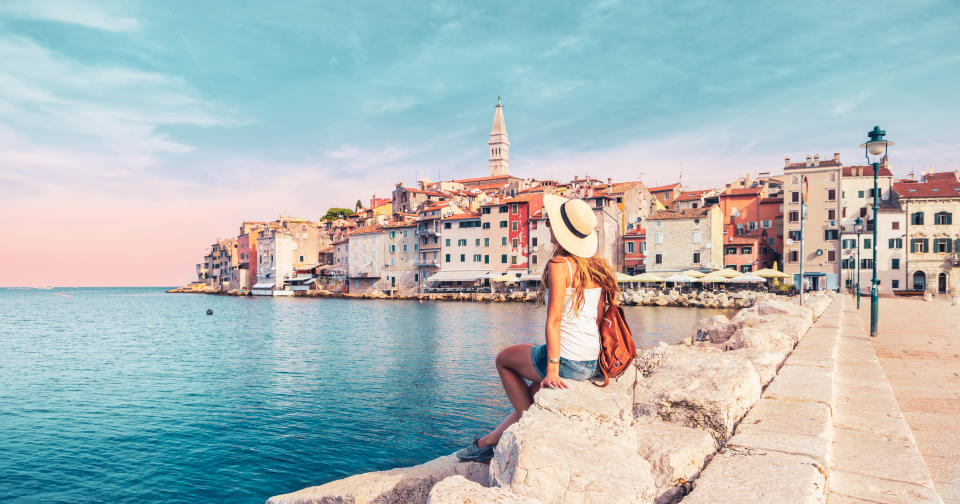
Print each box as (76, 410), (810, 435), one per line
(547, 259), (602, 361)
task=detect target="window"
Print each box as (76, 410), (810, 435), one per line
(692, 231), (701, 243)
(482, 222), (490, 229)
(768, 237), (775, 246)
(827, 189), (836, 201)
(501, 237), (507, 246)
(511, 255), (517, 265)
(511, 221), (518, 231)
(726, 246), (738, 255)
(748, 221), (757, 230)
(910, 239), (929, 253)
(829, 172), (837, 182)
(892, 221), (900, 230)
(888, 238), (902, 249)
(762, 220), (772, 228)
(789, 250), (799, 262)
(891, 258), (900, 270)
(693, 252), (701, 263)
(484, 237), (490, 247)
(389, 231), (396, 239)
(482, 207), (491, 215)
(511, 204), (518, 214)
(512, 238), (518, 248)
(389, 244), (396, 253)
(934, 238), (953, 253)
(863, 238), (871, 249)
(741, 246), (752, 254)
(626, 242), (636, 254)
(655, 254), (663, 264)
(788, 211), (799, 223)
(869, 188), (882, 198)
(458, 239), (467, 246)
(789, 230), (801, 241)
(445, 254), (450, 262)
(860, 258), (874, 269)
(824, 229), (838, 241)
(740, 264), (753, 272)
(911, 212), (924, 225)
(499, 206), (508, 213)
(654, 232), (664, 244)
(827, 250), (836, 262)
(532, 220), (538, 230)
(858, 190), (864, 198)
(827, 209), (836, 220)
(791, 191), (800, 203)
(934, 211), (953, 225)
(445, 238), (451, 246)
(532, 237), (538, 247)
(475, 239), (480, 246)
(532, 255), (538, 265)
(499, 220), (508, 228)
(484, 255), (489, 264)
(501, 254), (507, 263)
(892, 279), (899, 289)
(403, 244), (407, 251)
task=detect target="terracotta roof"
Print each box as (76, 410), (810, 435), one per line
(648, 182), (681, 192)
(501, 193), (543, 205)
(842, 165), (894, 177)
(723, 237), (762, 246)
(924, 171), (960, 182)
(318, 245), (334, 253)
(893, 180), (960, 199)
(721, 187), (763, 196)
(403, 187), (447, 197)
(603, 181), (644, 194)
(649, 207), (713, 220)
(675, 190), (709, 202)
(442, 212), (481, 220)
(349, 225), (384, 235)
(625, 227), (646, 236)
(474, 183), (507, 191)
(453, 174), (519, 183)
(784, 159), (841, 169)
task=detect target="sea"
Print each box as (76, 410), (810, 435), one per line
(0, 287), (734, 503)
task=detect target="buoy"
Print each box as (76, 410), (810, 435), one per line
(206, 309), (213, 315)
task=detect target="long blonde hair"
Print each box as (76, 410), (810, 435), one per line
(537, 246), (619, 313)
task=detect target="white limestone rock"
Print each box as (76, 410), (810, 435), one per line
(427, 475), (544, 504)
(692, 314), (734, 343)
(632, 418), (717, 503)
(266, 454), (488, 504)
(756, 299), (814, 323)
(633, 347), (763, 442)
(490, 407), (658, 504)
(681, 446), (827, 504)
(724, 325), (796, 354)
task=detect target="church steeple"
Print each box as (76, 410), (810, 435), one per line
(489, 97), (509, 176)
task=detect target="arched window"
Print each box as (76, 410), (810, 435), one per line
(911, 212), (924, 225)
(912, 270), (926, 291)
(934, 211), (952, 225)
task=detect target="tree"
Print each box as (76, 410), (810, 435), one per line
(322, 207), (353, 221)
(356, 199), (363, 211)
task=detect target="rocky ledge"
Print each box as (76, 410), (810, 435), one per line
(266, 290), (837, 504)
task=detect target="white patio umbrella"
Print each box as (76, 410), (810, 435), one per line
(730, 273), (766, 283)
(662, 273), (696, 283)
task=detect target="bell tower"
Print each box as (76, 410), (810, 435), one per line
(488, 97), (509, 176)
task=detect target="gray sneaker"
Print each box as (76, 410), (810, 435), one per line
(456, 437), (494, 462)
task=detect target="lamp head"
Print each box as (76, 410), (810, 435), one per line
(859, 125), (894, 161)
(854, 217), (864, 226)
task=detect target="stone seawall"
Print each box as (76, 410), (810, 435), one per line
(266, 291), (838, 504)
(170, 286), (775, 309)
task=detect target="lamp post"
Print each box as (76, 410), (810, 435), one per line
(860, 126), (893, 337)
(854, 217), (863, 310)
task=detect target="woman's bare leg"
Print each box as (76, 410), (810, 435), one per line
(478, 344), (543, 447)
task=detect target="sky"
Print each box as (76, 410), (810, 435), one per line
(1, 0), (959, 286)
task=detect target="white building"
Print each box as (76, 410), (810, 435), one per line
(253, 230), (295, 296)
(840, 203), (906, 295)
(347, 226), (386, 294)
(383, 223), (419, 295)
(429, 212), (488, 289)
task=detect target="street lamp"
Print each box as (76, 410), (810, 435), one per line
(860, 126), (893, 337)
(854, 216), (864, 310)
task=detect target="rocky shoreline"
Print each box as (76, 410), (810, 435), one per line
(265, 290), (837, 504)
(168, 286), (776, 309)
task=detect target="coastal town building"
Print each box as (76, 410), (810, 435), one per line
(758, 196), (784, 267)
(840, 202), (906, 295)
(892, 172), (960, 295)
(783, 154), (843, 290)
(599, 181), (657, 235)
(382, 222), (419, 295)
(346, 225), (386, 294)
(430, 212), (487, 288)
(648, 182), (684, 210)
(717, 186), (769, 273)
(503, 194), (544, 272)
(391, 184), (449, 214)
(623, 227), (646, 275)
(646, 206), (722, 273)
(526, 208), (554, 277)
(673, 189), (716, 211)
(840, 164), (895, 225)
(480, 200), (511, 276)
(416, 202), (458, 290)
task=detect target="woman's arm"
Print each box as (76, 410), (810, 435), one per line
(543, 258), (568, 389)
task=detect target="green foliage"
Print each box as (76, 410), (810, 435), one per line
(321, 207), (353, 221)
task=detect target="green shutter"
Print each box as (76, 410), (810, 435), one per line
(910, 240), (916, 253)
(948, 239), (954, 253)
(949, 212), (954, 225)
(923, 239), (929, 253)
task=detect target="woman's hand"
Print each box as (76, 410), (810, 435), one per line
(541, 368), (568, 389)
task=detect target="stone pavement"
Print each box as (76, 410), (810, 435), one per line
(856, 296), (960, 504)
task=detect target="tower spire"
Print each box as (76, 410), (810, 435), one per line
(489, 98), (509, 176)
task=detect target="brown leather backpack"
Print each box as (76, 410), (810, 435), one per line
(596, 292), (636, 386)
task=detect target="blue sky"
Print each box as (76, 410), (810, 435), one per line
(1, 0), (959, 285)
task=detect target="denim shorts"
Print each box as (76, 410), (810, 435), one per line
(530, 344), (598, 381)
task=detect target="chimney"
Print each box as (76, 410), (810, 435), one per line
(607, 177), (612, 185)
(806, 155), (813, 167)
(813, 154), (820, 166)
(833, 151), (840, 163)
(785, 156), (791, 167)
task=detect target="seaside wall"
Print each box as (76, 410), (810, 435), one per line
(266, 291), (838, 504)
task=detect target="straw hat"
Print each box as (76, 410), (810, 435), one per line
(543, 194), (598, 258)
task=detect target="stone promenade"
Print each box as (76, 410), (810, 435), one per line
(855, 296), (960, 503)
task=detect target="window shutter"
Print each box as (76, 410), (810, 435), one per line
(949, 212), (954, 225)
(923, 239), (929, 252)
(948, 239), (954, 253)
(910, 240), (916, 253)
(888, 238), (894, 249)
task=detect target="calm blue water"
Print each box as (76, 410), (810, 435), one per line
(0, 288), (733, 503)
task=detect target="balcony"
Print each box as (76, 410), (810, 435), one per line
(416, 259), (440, 267)
(415, 228), (440, 237)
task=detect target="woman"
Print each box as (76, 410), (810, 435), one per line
(456, 194), (619, 462)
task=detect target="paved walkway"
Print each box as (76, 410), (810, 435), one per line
(855, 296), (960, 503)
